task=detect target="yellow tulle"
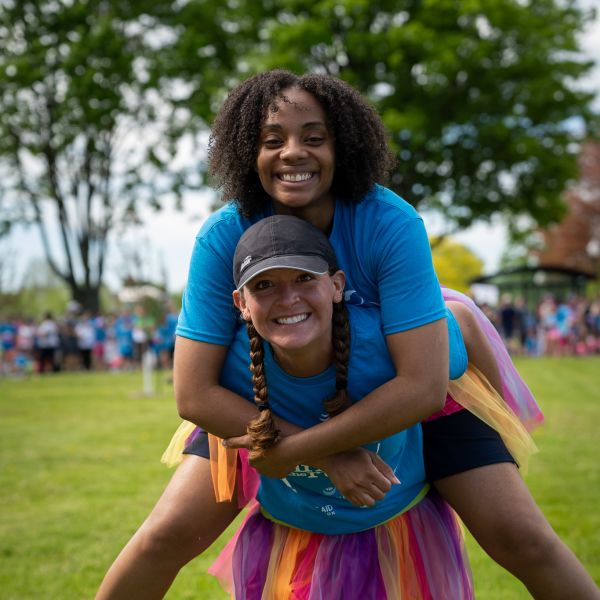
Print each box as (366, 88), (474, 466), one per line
(160, 420), (197, 467)
(448, 366), (538, 474)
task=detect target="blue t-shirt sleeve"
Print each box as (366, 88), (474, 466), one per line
(176, 208), (247, 345)
(446, 307), (468, 379)
(365, 191), (445, 334)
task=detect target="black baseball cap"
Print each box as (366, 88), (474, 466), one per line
(233, 215), (339, 290)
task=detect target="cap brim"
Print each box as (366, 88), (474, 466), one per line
(236, 255), (330, 290)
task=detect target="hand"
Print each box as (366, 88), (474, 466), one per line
(223, 434), (297, 478)
(317, 448), (400, 507)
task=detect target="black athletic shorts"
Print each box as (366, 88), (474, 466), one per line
(182, 429), (210, 459)
(422, 409), (516, 481)
(182, 410), (516, 480)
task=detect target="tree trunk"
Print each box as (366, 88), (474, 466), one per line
(70, 284), (101, 313)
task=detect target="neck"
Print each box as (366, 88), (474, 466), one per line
(270, 342), (333, 378)
(272, 199), (335, 234)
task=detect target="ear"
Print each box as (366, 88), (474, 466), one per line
(232, 289), (251, 321)
(331, 270), (346, 303)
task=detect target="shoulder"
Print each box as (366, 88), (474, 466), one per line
(355, 185), (422, 222)
(195, 202), (248, 243)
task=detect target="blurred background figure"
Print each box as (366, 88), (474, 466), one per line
(36, 312), (60, 374)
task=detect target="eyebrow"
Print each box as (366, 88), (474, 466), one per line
(261, 121), (327, 131)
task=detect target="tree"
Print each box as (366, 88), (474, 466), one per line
(164, 0), (598, 232)
(2, 1), (598, 312)
(536, 141), (600, 276)
(0, 0), (209, 311)
(430, 236), (484, 292)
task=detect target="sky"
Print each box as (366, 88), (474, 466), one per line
(4, 8), (600, 294)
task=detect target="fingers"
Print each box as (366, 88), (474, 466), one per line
(344, 491), (378, 507)
(344, 480), (391, 506)
(338, 474), (391, 507)
(222, 434), (251, 449)
(369, 452), (401, 485)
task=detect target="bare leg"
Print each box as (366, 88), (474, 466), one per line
(435, 463), (600, 599)
(96, 455), (240, 600)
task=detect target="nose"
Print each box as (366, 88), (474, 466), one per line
(276, 282), (300, 306)
(280, 137), (308, 162)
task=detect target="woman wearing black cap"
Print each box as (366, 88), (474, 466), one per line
(200, 214), (474, 597)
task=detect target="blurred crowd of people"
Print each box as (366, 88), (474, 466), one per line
(480, 292), (600, 357)
(0, 304), (178, 377)
(2, 291), (599, 377)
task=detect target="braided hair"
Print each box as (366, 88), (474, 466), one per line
(208, 69), (396, 218)
(244, 290), (351, 460)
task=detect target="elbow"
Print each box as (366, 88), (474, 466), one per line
(421, 377), (447, 416)
(174, 383), (206, 426)
(176, 402), (195, 424)
(175, 392), (195, 423)
(429, 385), (447, 413)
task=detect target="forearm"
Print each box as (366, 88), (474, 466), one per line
(176, 380), (305, 439)
(278, 374), (445, 467)
(279, 319), (449, 467)
(174, 336), (302, 439)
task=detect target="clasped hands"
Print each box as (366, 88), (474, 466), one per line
(223, 433), (399, 507)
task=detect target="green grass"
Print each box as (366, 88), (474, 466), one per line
(0, 358), (598, 599)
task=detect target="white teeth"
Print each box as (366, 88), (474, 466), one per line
(276, 314), (309, 325)
(280, 173), (313, 182)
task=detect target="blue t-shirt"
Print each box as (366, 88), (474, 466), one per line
(177, 185), (445, 344)
(219, 305), (466, 535)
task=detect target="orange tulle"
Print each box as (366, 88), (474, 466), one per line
(262, 525), (314, 599)
(208, 433), (238, 502)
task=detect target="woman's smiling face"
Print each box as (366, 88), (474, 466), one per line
(233, 268), (345, 367)
(256, 87), (335, 227)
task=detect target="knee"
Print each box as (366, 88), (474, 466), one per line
(136, 513), (202, 562)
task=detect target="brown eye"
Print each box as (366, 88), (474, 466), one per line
(263, 138), (282, 148)
(253, 279), (273, 291)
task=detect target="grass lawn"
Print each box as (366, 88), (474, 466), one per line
(0, 357), (598, 599)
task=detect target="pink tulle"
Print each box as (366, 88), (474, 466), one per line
(236, 448), (259, 508)
(442, 287), (544, 430)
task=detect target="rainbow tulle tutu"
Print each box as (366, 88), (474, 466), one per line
(209, 492), (473, 599)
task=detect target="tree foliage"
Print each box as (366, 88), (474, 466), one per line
(536, 141), (600, 275)
(0, 0), (598, 310)
(195, 0), (596, 231)
(153, 0), (599, 231)
(431, 236), (484, 292)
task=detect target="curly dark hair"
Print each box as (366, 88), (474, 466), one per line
(208, 70), (396, 217)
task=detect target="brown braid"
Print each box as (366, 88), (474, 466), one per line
(323, 301), (352, 417)
(245, 321), (280, 459)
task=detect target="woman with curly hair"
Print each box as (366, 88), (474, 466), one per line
(97, 70), (598, 599)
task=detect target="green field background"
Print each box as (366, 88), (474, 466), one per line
(1, 357), (598, 599)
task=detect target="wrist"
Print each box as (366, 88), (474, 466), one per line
(275, 433), (305, 467)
